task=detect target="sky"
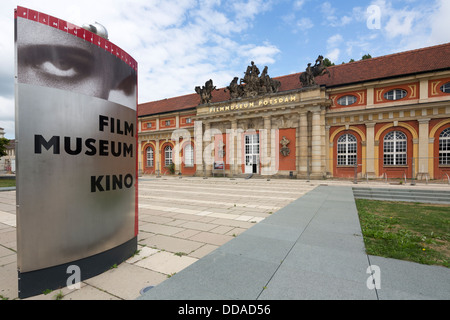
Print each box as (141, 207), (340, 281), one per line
(1, 0), (450, 139)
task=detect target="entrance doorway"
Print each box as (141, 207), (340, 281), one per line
(245, 134), (260, 174)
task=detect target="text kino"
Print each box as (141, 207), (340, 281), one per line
(209, 95), (296, 114)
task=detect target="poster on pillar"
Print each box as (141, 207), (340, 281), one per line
(14, 6), (138, 298)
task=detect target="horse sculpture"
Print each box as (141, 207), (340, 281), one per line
(223, 62), (281, 100)
(299, 55), (331, 87)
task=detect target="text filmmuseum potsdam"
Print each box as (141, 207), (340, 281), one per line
(137, 43), (450, 180)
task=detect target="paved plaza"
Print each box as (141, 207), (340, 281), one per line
(0, 176), (318, 300)
(1, 177), (449, 300)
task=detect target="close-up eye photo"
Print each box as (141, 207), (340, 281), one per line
(18, 45), (94, 84)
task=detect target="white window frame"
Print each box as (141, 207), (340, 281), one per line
(164, 145), (173, 167)
(244, 134), (260, 174)
(146, 147), (154, 167)
(439, 128), (450, 165)
(337, 134), (357, 166)
(337, 95), (357, 106)
(383, 131), (407, 166)
(184, 144), (194, 167)
(384, 89), (407, 101)
(165, 120), (171, 126)
(185, 117), (192, 124)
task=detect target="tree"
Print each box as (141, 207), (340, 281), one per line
(343, 55), (371, 64)
(0, 138), (9, 157)
(323, 58), (335, 67)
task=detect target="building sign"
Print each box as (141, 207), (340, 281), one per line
(209, 94), (297, 114)
(15, 6), (138, 298)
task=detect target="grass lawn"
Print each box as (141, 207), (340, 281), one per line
(356, 199), (449, 268)
(0, 179), (15, 188)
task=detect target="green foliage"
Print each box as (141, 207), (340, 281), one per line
(0, 138), (9, 157)
(341, 54), (372, 64)
(0, 179), (15, 188)
(323, 58), (335, 67)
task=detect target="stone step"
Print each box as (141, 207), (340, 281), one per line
(353, 191), (450, 198)
(352, 187), (450, 204)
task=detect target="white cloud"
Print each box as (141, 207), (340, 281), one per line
(327, 34), (343, 48)
(294, 0), (307, 11)
(296, 17), (314, 30)
(384, 9), (417, 38)
(366, 0), (422, 40)
(0, 96), (15, 139)
(1, 0), (281, 105)
(321, 1), (353, 27)
(2, 0), (449, 141)
(383, 1), (449, 51)
(429, 0), (450, 44)
(232, 0), (273, 22)
(282, 0), (313, 34)
(0, 0), (285, 139)
(348, 0), (449, 57)
(326, 48), (340, 63)
(325, 34), (343, 63)
(240, 43), (281, 65)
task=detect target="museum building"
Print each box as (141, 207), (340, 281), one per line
(137, 42), (450, 180)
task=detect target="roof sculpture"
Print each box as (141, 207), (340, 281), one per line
(139, 43), (450, 116)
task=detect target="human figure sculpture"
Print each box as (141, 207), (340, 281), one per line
(225, 77), (243, 99)
(195, 79), (216, 104)
(280, 136), (290, 157)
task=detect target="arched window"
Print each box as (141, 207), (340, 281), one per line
(337, 95), (357, 106)
(337, 134), (357, 165)
(439, 128), (450, 165)
(384, 89), (407, 101)
(164, 145), (173, 167)
(384, 131), (407, 165)
(146, 147), (154, 167)
(184, 144), (194, 167)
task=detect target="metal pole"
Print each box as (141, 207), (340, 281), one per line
(203, 160), (207, 179)
(156, 161), (161, 178)
(411, 157), (416, 186)
(353, 160), (358, 184)
(307, 157), (310, 182)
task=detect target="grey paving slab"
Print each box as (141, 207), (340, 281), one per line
(138, 250), (280, 300)
(216, 233), (293, 265)
(140, 184), (450, 300)
(242, 221), (303, 243)
(139, 185), (374, 300)
(280, 242), (370, 284)
(368, 255), (450, 300)
(258, 265), (377, 300)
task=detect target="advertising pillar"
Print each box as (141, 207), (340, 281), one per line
(14, 6), (138, 298)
